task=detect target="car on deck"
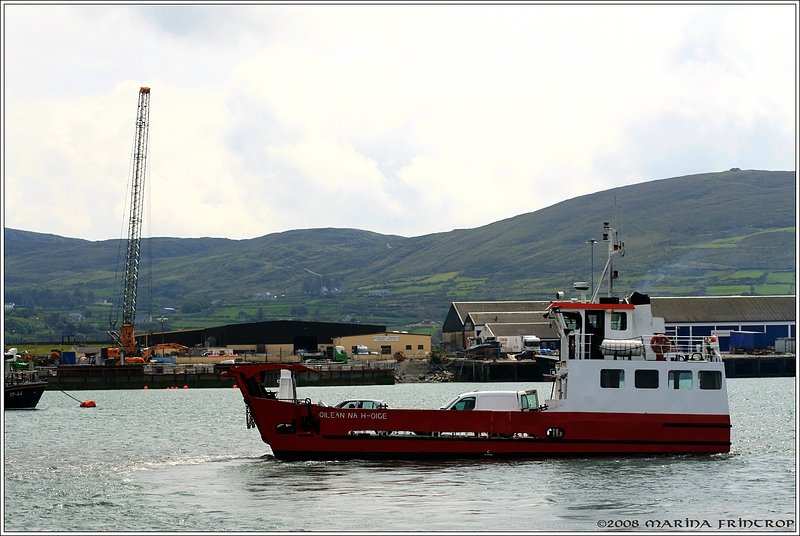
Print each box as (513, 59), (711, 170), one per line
(334, 399), (389, 410)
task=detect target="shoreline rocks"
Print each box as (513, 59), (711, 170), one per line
(394, 359), (455, 383)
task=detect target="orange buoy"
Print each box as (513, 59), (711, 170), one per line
(80, 400), (97, 408)
(183, 385), (189, 389)
(232, 384), (239, 389)
(143, 386), (149, 390)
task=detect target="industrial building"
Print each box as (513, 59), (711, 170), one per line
(138, 320), (386, 358)
(334, 332), (431, 360)
(137, 320), (431, 361)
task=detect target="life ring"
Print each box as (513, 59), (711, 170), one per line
(650, 335), (671, 355)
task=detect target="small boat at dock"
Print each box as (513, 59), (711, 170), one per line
(5, 350), (48, 409)
(465, 336), (502, 359)
(224, 221), (731, 460)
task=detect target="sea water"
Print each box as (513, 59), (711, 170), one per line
(2, 378), (796, 532)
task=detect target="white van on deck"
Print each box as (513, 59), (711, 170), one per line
(441, 390), (541, 411)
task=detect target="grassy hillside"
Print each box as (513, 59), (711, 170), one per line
(3, 169), (796, 344)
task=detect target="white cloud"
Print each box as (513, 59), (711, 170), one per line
(2, 4), (795, 241)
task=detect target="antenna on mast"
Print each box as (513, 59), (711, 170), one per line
(591, 220), (624, 302)
(614, 195), (624, 258)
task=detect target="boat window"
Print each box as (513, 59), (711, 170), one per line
(562, 312), (581, 332)
(634, 369), (659, 389)
(600, 369), (625, 388)
(450, 397), (476, 410)
(522, 390), (538, 409)
(610, 312), (627, 330)
(668, 370), (692, 389)
(698, 370), (723, 390)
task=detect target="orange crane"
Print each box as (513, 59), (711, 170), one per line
(107, 87), (151, 363)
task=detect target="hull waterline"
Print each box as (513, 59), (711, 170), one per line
(4, 382), (47, 409)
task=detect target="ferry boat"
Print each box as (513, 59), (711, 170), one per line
(224, 222), (731, 460)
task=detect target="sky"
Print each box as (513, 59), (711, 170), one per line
(2, 2), (797, 242)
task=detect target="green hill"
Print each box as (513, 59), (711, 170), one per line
(3, 169), (796, 343)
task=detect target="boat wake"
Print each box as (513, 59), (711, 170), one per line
(130, 452), (260, 473)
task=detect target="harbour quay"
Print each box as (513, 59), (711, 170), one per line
(46, 361), (397, 391)
(723, 354), (796, 378)
(42, 354), (795, 390)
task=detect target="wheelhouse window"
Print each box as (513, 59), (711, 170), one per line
(610, 312), (627, 330)
(562, 312), (582, 332)
(600, 369), (625, 388)
(668, 370), (692, 389)
(698, 370), (723, 390)
(635, 369), (659, 389)
(520, 390), (538, 410)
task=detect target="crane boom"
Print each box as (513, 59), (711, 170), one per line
(118, 86), (151, 357)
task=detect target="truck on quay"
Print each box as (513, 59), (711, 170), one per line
(729, 331), (769, 354)
(351, 345), (379, 356)
(298, 345), (349, 363)
(496, 334), (542, 355)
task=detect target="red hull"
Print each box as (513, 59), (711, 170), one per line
(226, 365), (731, 461)
(245, 396), (730, 461)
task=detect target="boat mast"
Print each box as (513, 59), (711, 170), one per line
(590, 221), (624, 302)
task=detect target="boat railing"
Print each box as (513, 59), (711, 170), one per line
(657, 334), (723, 362)
(573, 333), (723, 362)
(4, 369), (48, 385)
